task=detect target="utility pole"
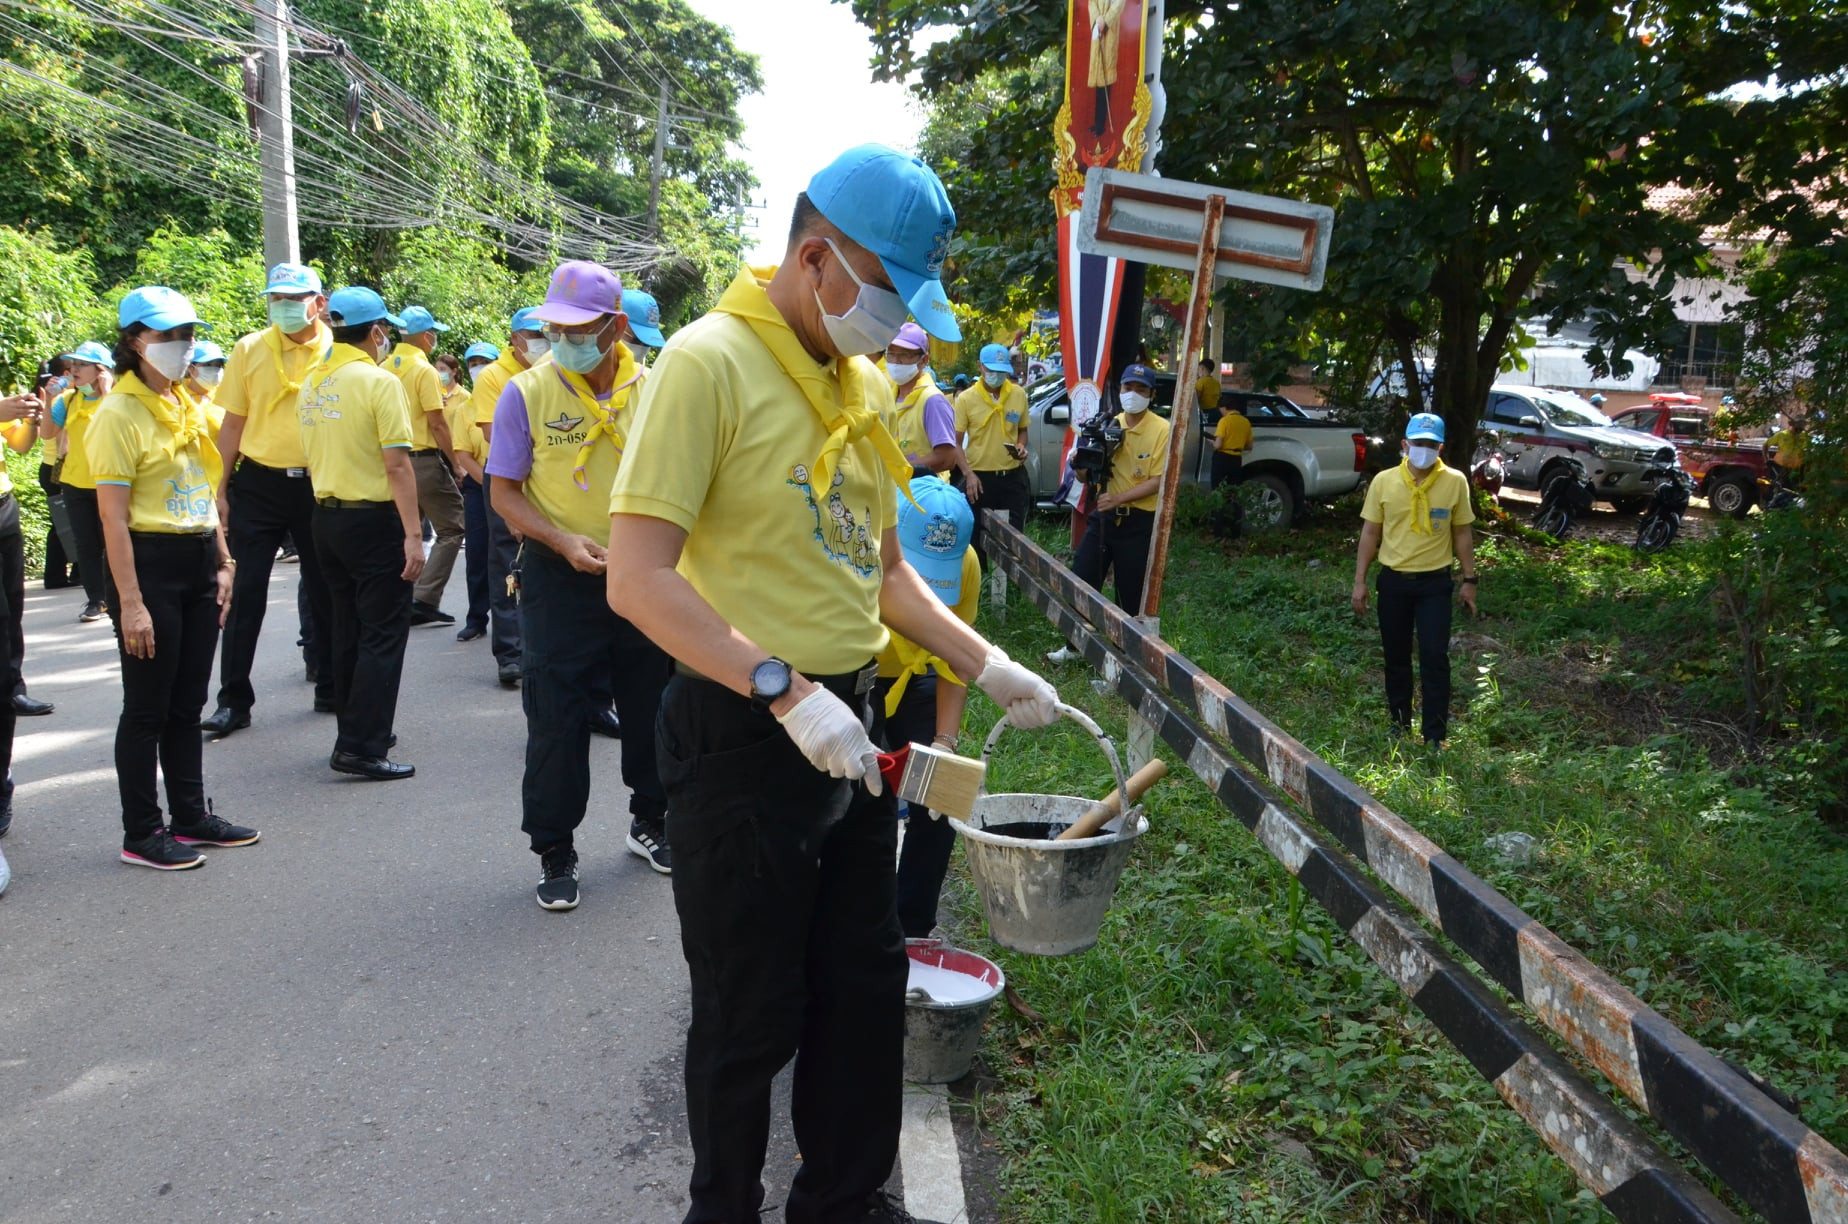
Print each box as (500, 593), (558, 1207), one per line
(255, 0), (300, 269)
(646, 81), (669, 238)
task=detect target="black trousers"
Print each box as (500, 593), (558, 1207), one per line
(61, 484), (109, 607)
(965, 465), (1029, 565)
(1376, 567), (1454, 743)
(481, 478), (523, 668)
(0, 497), (19, 799)
(877, 672), (956, 939)
(517, 547), (667, 851)
(459, 475), (490, 632)
(220, 462), (334, 712)
(313, 504), (412, 759)
(1072, 506), (1155, 616)
(1210, 452), (1244, 489)
(104, 533), (219, 840)
(37, 463), (75, 588)
(659, 671), (905, 1224)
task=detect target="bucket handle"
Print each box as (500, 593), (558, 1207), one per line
(979, 702), (1129, 815)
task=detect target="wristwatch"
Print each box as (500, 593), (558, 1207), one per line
(1460, 575), (1479, 585)
(749, 657), (793, 711)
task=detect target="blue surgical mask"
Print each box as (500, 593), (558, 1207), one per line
(983, 371), (1007, 390)
(269, 298), (313, 333)
(548, 323), (610, 374)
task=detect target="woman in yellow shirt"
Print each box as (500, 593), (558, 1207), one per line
(51, 341), (116, 622)
(90, 286), (259, 870)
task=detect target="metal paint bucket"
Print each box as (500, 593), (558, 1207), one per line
(950, 704), (1148, 956)
(903, 939), (1006, 1084)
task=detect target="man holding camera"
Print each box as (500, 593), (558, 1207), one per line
(1065, 364), (1169, 623)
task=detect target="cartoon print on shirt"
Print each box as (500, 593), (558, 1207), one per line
(787, 462), (878, 578)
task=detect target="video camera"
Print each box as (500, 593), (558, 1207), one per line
(1069, 414), (1123, 492)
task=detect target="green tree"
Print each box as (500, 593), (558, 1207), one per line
(0, 226), (102, 388)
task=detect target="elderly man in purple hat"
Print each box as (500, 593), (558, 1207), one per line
(883, 320), (967, 483)
(485, 260), (671, 908)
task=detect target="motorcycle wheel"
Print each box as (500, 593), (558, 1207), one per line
(1635, 514), (1676, 553)
(1534, 504), (1572, 540)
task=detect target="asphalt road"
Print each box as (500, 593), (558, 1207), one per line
(0, 565), (845, 1222)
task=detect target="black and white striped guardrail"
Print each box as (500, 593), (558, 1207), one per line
(984, 513), (1848, 1224)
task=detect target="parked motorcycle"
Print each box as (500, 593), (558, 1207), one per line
(1757, 473), (1806, 513)
(1470, 428), (1506, 497)
(1634, 464), (1694, 552)
(1533, 459), (1596, 540)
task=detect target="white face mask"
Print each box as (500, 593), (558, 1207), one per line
(1407, 444), (1440, 469)
(468, 364), (489, 382)
(813, 237), (908, 357)
(142, 339), (195, 382)
(1119, 390), (1150, 415)
(194, 365), (224, 388)
(520, 336), (552, 362)
(886, 362), (919, 386)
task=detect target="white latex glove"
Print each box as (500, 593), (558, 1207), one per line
(975, 646), (1060, 729)
(776, 687), (884, 795)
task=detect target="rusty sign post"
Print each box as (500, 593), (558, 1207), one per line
(1076, 167), (1334, 624)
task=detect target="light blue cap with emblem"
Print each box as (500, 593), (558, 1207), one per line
(398, 305), (449, 335)
(325, 286), (404, 329)
(621, 288), (666, 348)
(807, 143), (962, 345)
(896, 475), (974, 604)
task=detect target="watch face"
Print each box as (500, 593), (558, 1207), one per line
(752, 659), (789, 699)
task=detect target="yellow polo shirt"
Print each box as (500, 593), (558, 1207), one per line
(610, 307), (899, 677)
(444, 385), (487, 465)
(384, 342), (445, 450)
(296, 344), (414, 503)
(56, 388), (106, 490)
(472, 350), (525, 427)
(1361, 460), (1476, 572)
(86, 373), (220, 534)
(1196, 373), (1222, 412)
(217, 321), (333, 469)
(1768, 428), (1805, 469)
(502, 345), (643, 540)
(1109, 410), (1172, 511)
(0, 418), (32, 496)
(1214, 411), (1252, 455)
(953, 380), (1027, 471)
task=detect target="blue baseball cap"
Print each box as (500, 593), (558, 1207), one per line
(118, 286), (206, 331)
(262, 262), (323, 295)
(896, 476), (975, 604)
(510, 306), (546, 335)
(60, 340), (113, 365)
(1119, 363), (1156, 389)
(979, 343), (1012, 374)
(1406, 412), (1446, 443)
(621, 288), (665, 348)
(190, 340), (226, 365)
(399, 305), (448, 335)
(463, 342), (500, 364)
(325, 286), (403, 329)
(807, 144), (961, 344)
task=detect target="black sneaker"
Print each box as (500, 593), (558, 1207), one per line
(409, 601), (455, 627)
(626, 820), (671, 875)
(498, 661), (522, 688)
(536, 845), (579, 910)
(854, 1190), (933, 1223)
(78, 601), (106, 623)
(170, 803), (260, 847)
(121, 830), (205, 870)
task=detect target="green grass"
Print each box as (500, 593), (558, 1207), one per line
(944, 495), (1848, 1222)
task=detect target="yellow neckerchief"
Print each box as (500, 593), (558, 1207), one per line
(113, 369), (223, 495)
(261, 321), (332, 417)
(551, 343), (642, 490)
(883, 636), (967, 717)
(1399, 457), (1448, 534)
(970, 378), (1012, 433)
(306, 341), (377, 386)
(713, 265), (914, 499)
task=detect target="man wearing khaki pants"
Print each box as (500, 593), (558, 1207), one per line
(386, 305), (466, 626)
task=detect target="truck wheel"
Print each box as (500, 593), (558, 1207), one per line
(1708, 474), (1753, 519)
(1242, 473), (1297, 531)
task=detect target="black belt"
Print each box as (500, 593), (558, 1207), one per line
(675, 659), (879, 698)
(1384, 566), (1451, 578)
(410, 448), (443, 457)
(315, 497), (391, 510)
(240, 458), (310, 478)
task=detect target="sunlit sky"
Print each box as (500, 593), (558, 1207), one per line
(683, 0), (941, 261)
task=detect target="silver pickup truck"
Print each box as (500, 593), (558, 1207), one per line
(1021, 374), (1384, 528)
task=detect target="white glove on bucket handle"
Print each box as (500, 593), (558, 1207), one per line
(974, 646), (1060, 730)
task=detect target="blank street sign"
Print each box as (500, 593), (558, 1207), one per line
(1077, 167), (1335, 291)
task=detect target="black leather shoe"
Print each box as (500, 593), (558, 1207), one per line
(589, 707), (622, 739)
(409, 601), (456, 627)
(498, 662), (521, 688)
(456, 623), (487, 642)
(200, 707), (250, 738)
(13, 693), (53, 716)
(313, 697), (337, 714)
(329, 751), (414, 781)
